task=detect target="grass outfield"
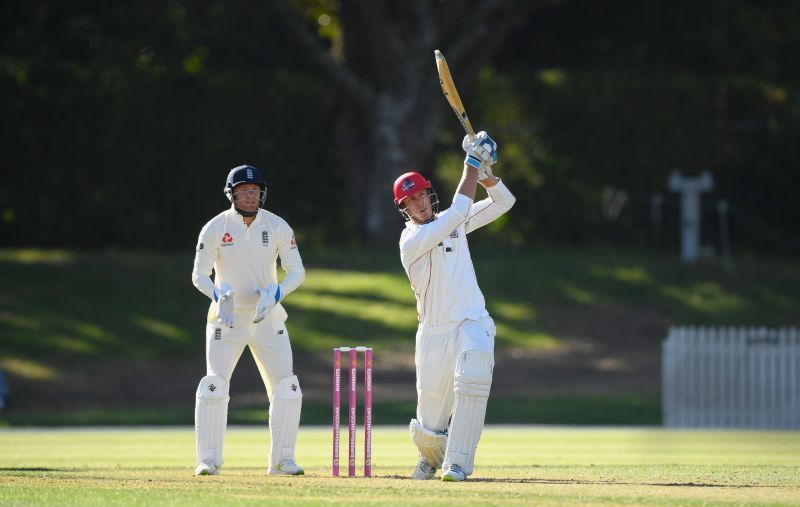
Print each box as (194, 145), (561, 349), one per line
(1, 426), (799, 506)
(2, 247), (798, 362)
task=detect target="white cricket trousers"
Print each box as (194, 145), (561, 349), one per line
(414, 316), (496, 432)
(205, 310), (295, 398)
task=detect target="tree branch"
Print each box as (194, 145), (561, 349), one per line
(448, 0), (541, 67)
(272, 0), (376, 111)
(413, 0), (437, 52)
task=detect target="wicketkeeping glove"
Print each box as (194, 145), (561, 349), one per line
(253, 283), (282, 323)
(215, 282), (235, 328)
(462, 131), (498, 179)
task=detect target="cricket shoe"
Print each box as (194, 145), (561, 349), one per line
(267, 460), (305, 475)
(194, 462), (219, 476)
(411, 459), (437, 480)
(441, 464), (467, 482)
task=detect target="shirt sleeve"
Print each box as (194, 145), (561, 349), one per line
(275, 220), (305, 298)
(400, 193), (472, 265)
(465, 179), (516, 234)
(191, 220), (219, 301)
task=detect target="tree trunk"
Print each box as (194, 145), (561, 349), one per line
(278, 0), (533, 244)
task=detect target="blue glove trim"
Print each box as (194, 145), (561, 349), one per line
(465, 155), (482, 169)
(213, 288), (219, 302)
(477, 139), (497, 163)
(274, 285), (281, 303)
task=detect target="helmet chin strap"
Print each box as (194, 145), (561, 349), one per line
(412, 215), (436, 225)
(234, 205), (259, 217)
(230, 199), (259, 217)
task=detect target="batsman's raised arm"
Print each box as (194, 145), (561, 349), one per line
(465, 180), (516, 234)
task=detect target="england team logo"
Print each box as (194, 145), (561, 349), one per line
(246, 167), (254, 179)
(262, 229), (269, 246)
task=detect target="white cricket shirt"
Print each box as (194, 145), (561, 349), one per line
(192, 208), (305, 318)
(399, 180), (515, 328)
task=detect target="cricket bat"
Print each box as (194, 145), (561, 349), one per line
(434, 49), (475, 136)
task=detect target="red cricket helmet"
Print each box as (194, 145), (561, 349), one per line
(392, 171), (439, 222)
(393, 171), (431, 205)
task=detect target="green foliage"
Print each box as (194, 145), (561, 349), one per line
(454, 0), (800, 250)
(2, 1), (800, 251)
(0, 1), (347, 249)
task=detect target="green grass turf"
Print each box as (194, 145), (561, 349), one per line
(1, 426), (798, 506)
(1, 248), (798, 427)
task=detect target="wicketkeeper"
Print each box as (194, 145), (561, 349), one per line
(393, 132), (515, 482)
(191, 164), (306, 476)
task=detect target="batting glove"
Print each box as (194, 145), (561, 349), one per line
(462, 131), (498, 179)
(254, 283), (282, 323)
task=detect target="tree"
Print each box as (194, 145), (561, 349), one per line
(275, 0), (540, 243)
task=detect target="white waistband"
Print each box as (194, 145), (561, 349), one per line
(417, 320), (462, 334)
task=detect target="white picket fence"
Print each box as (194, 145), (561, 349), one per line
(662, 326), (800, 428)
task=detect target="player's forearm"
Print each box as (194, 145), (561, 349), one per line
(485, 179), (516, 210)
(479, 174), (500, 187)
(456, 165), (480, 201)
(192, 247), (218, 300)
(278, 267), (305, 297)
(192, 272), (217, 300)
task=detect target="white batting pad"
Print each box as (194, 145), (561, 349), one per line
(443, 350), (493, 475)
(269, 375), (303, 466)
(195, 375), (229, 468)
(409, 418), (448, 468)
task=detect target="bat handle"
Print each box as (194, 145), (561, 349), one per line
(464, 121), (475, 137)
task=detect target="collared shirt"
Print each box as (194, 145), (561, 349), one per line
(399, 180), (515, 327)
(192, 208), (304, 316)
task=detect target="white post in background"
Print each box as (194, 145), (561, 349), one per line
(668, 170), (714, 263)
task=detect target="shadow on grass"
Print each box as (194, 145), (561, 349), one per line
(2, 247), (798, 363)
(0, 467), (64, 472)
(466, 477), (759, 487)
(0, 395), (660, 426)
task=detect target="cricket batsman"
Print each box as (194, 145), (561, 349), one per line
(393, 132), (515, 482)
(191, 164), (305, 476)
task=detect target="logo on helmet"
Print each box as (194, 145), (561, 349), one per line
(401, 178), (415, 192)
(246, 168), (254, 179)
